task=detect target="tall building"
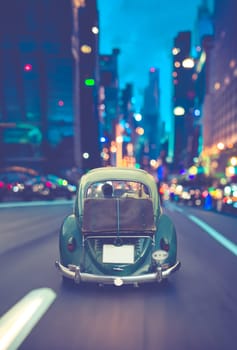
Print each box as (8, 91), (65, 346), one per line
(119, 83), (136, 167)
(98, 48), (120, 165)
(202, 0), (237, 178)
(0, 0), (74, 172)
(75, 0), (101, 171)
(192, 0), (214, 159)
(0, 0), (101, 174)
(172, 31), (196, 172)
(193, 0), (214, 50)
(141, 68), (161, 166)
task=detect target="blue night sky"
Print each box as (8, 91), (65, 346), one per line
(97, 0), (214, 131)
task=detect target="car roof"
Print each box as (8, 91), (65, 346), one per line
(80, 167), (155, 187)
(77, 167), (160, 213)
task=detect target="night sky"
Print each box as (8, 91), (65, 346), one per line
(98, 0), (214, 130)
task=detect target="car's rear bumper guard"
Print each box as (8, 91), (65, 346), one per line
(55, 260), (181, 286)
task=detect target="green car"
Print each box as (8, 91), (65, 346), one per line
(55, 167), (180, 287)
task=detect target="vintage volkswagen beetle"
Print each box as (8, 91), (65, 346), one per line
(55, 167), (180, 286)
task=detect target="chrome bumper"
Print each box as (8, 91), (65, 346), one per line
(55, 260), (181, 286)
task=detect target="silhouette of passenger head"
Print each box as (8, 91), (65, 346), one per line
(102, 183), (113, 197)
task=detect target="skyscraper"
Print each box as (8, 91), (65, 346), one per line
(172, 31), (196, 172)
(0, 0), (101, 173)
(0, 0), (74, 172)
(202, 0), (237, 177)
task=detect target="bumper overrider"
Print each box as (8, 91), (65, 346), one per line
(55, 260), (181, 286)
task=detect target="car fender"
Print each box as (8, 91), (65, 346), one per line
(59, 214), (82, 266)
(155, 213), (177, 264)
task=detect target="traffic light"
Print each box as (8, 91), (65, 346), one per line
(84, 78), (95, 86)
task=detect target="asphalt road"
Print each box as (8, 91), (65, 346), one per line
(0, 200), (236, 350)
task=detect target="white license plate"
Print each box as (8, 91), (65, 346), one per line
(102, 244), (134, 264)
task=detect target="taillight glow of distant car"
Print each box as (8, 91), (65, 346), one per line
(45, 181), (53, 188)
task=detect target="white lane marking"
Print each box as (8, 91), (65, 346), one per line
(188, 214), (237, 256)
(0, 288), (56, 350)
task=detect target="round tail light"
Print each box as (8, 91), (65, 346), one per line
(67, 237), (76, 252)
(160, 238), (170, 252)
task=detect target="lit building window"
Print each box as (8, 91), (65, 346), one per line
(182, 58), (195, 68)
(73, 0), (85, 8)
(194, 109), (201, 117)
(135, 127), (144, 135)
(174, 61), (181, 68)
(82, 152), (90, 159)
(91, 26), (99, 34)
(24, 63), (32, 72)
(173, 106), (185, 116)
(214, 82), (221, 90)
(230, 157), (237, 166)
(110, 142), (117, 153)
(224, 76), (230, 85)
(58, 100), (64, 107)
(80, 45), (92, 54)
(172, 47), (180, 55)
(229, 59), (236, 68)
(99, 104), (105, 111)
(217, 142), (225, 150)
(134, 113), (142, 122)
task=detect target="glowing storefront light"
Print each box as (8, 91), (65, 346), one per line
(226, 166), (235, 177)
(230, 157), (237, 166)
(189, 166), (198, 176)
(217, 142), (225, 150)
(150, 159), (157, 168)
(116, 136), (123, 143)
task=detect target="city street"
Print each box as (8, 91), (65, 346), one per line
(0, 200), (236, 350)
